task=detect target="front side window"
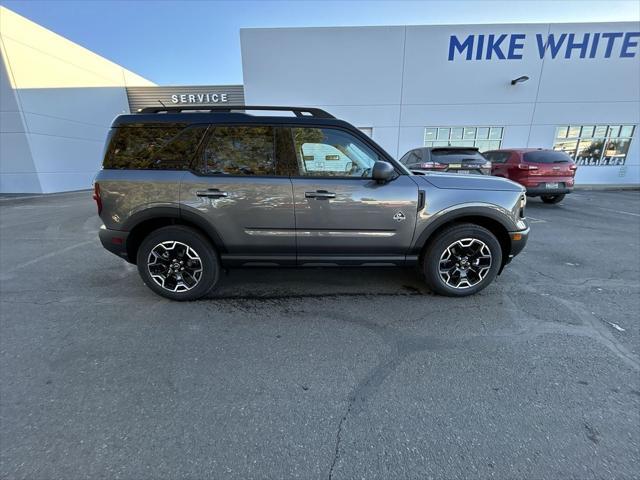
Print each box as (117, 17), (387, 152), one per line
(104, 124), (206, 170)
(553, 124), (635, 166)
(202, 126), (275, 175)
(292, 127), (381, 177)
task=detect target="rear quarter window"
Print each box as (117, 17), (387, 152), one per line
(524, 150), (572, 163)
(103, 124), (207, 170)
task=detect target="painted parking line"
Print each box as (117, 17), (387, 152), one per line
(589, 206), (640, 217)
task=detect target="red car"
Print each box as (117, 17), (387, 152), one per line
(484, 148), (577, 204)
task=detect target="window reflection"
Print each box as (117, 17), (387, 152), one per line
(553, 124), (635, 166)
(292, 127), (380, 177)
(202, 126), (275, 175)
(105, 124), (206, 170)
(576, 139), (605, 165)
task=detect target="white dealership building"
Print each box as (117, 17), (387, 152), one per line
(1, 4), (639, 193)
(241, 23), (640, 187)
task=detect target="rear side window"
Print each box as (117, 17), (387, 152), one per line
(104, 124), (206, 170)
(524, 150), (572, 163)
(201, 126), (275, 175)
(486, 152), (510, 163)
(403, 150), (423, 165)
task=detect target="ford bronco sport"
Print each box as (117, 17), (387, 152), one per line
(95, 106), (529, 300)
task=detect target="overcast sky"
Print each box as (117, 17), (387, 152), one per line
(2, 0), (639, 85)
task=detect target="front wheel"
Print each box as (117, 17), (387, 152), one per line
(136, 226), (220, 301)
(541, 194), (565, 204)
(422, 224), (502, 297)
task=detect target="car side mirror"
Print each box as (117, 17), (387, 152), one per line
(372, 161), (395, 183)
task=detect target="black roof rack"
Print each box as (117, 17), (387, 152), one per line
(137, 105), (335, 119)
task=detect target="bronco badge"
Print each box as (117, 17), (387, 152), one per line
(393, 211), (406, 222)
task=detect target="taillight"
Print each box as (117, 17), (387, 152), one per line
(420, 162), (448, 170)
(93, 182), (102, 214)
(517, 163), (538, 170)
(569, 164), (578, 171)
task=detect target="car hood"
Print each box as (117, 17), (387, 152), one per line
(415, 172), (524, 192)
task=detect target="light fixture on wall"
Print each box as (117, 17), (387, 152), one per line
(511, 75), (530, 85)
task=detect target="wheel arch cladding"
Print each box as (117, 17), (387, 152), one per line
(418, 215), (511, 271)
(125, 210), (225, 265)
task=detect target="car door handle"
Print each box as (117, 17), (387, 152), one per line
(305, 190), (336, 199)
(196, 189), (228, 198)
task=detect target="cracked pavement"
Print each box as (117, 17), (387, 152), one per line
(1, 189), (639, 479)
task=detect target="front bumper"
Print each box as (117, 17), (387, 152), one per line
(508, 226), (529, 258)
(500, 225), (530, 272)
(99, 225), (130, 261)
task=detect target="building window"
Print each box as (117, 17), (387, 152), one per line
(424, 126), (503, 151)
(553, 124), (635, 166)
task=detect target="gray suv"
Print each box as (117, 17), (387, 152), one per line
(94, 106), (529, 300)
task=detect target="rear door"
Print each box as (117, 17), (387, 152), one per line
(180, 125), (296, 264)
(286, 126), (419, 263)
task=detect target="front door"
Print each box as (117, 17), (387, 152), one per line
(180, 125), (296, 264)
(287, 126), (419, 264)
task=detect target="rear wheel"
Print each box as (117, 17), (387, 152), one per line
(136, 226), (220, 301)
(422, 223), (502, 297)
(541, 194), (565, 204)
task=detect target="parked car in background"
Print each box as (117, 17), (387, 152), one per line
(485, 148), (577, 204)
(399, 146), (491, 175)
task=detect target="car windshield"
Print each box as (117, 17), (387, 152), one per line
(524, 150), (572, 163)
(431, 148), (486, 164)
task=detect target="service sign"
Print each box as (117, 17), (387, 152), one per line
(448, 31), (640, 61)
(170, 93), (228, 104)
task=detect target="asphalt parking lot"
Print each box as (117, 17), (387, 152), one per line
(1, 189), (639, 479)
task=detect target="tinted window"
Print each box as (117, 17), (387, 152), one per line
(401, 149), (422, 166)
(104, 124), (206, 170)
(202, 126), (275, 175)
(430, 148), (486, 164)
(524, 151), (572, 163)
(485, 151), (510, 163)
(292, 127), (380, 177)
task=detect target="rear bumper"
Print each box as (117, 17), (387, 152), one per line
(526, 186), (573, 196)
(411, 167), (490, 175)
(99, 225), (130, 261)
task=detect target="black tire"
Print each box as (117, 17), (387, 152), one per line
(541, 194), (565, 204)
(422, 223), (502, 297)
(136, 225), (220, 301)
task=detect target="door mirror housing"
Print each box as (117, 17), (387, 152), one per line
(372, 161), (395, 183)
